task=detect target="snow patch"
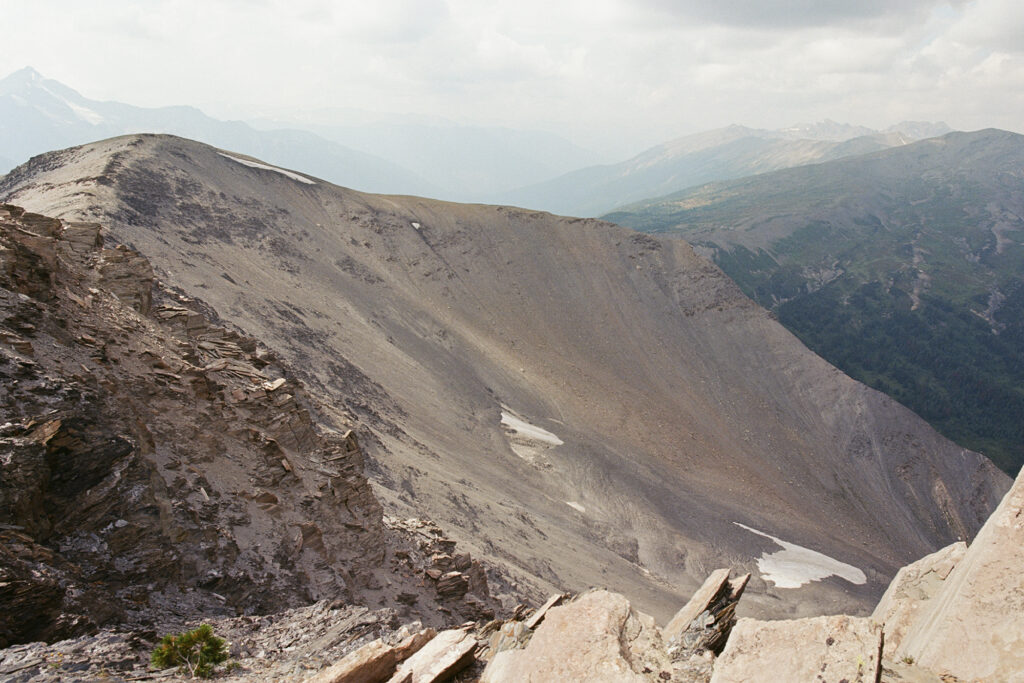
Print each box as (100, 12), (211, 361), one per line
(38, 84), (105, 125)
(500, 411), (563, 445)
(219, 153), (315, 184)
(63, 99), (105, 125)
(565, 501), (585, 513)
(734, 522), (866, 589)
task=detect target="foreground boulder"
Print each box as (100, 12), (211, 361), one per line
(894, 465), (1024, 681)
(482, 590), (670, 682)
(710, 615), (882, 683)
(870, 541), (966, 653)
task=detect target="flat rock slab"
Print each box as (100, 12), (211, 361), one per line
(663, 568), (731, 641)
(481, 590), (665, 683)
(898, 467), (1024, 682)
(525, 593), (565, 630)
(309, 628), (435, 683)
(711, 615), (882, 683)
(387, 628), (475, 683)
(871, 541), (966, 653)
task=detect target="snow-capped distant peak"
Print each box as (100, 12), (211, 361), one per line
(0, 67), (106, 126)
(39, 84), (104, 125)
(0, 66), (44, 96)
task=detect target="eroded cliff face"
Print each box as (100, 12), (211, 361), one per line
(0, 204), (498, 649)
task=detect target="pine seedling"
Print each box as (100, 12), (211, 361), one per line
(151, 624), (228, 679)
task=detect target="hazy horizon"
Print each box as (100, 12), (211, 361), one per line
(4, 0), (1022, 156)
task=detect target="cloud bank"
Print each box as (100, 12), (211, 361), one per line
(2, 0), (1021, 152)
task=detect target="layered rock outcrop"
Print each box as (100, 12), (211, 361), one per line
(0, 204), (498, 654)
(888, 464), (1024, 681)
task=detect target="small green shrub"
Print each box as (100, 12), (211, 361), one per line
(151, 624), (228, 679)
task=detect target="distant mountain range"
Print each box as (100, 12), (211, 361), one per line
(0, 67), (445, 196)
(2, 67), (958, 215)
(254, 119), (605, 201)
(0, 67), (605, 201)
(607, 129), (1024, 474)
(498, 121), (952, 217)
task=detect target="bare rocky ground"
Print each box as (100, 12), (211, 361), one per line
(7, 459), (1017, 683)
(0, 135), (1009, 626)
(0, 147), (1020, 680)
(0, 204), (505, 680)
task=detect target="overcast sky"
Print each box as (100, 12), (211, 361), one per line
(5, 0), (1023, 152)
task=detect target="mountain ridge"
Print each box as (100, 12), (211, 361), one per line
(1, 134), (1008, 624)
(495, 121), (951, 217)
(606, 128), (1024, 473)
(0, 67), (439, 196)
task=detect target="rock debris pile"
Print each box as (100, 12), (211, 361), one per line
(0, 204), (500, 679)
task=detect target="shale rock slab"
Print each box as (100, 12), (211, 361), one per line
(710, 615), (882, 683)
(898, 466), (1024, 682)
(871, 541), (965, 652)
(481, 589), (671, 682)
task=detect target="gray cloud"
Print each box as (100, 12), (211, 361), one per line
(0, 0), (1020, 156)
(635, 0), (955, 28)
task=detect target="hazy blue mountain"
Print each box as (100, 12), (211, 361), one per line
(773, 119), (877, 140)
(607, 129), (1024, 473)
(883, 121), (955, 139)
(253, 119), (606, 200)
(499, 122), (951, 217)
(0, 67), (438, 195)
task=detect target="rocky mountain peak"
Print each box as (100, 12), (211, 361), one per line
(0, 66), (44, 93)
(0, 135), (1019, 679)
(1, 136), (1011, 629)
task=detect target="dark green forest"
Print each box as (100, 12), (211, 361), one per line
(608, 131), (1024, 475)
(773, 279), (1024, 473)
